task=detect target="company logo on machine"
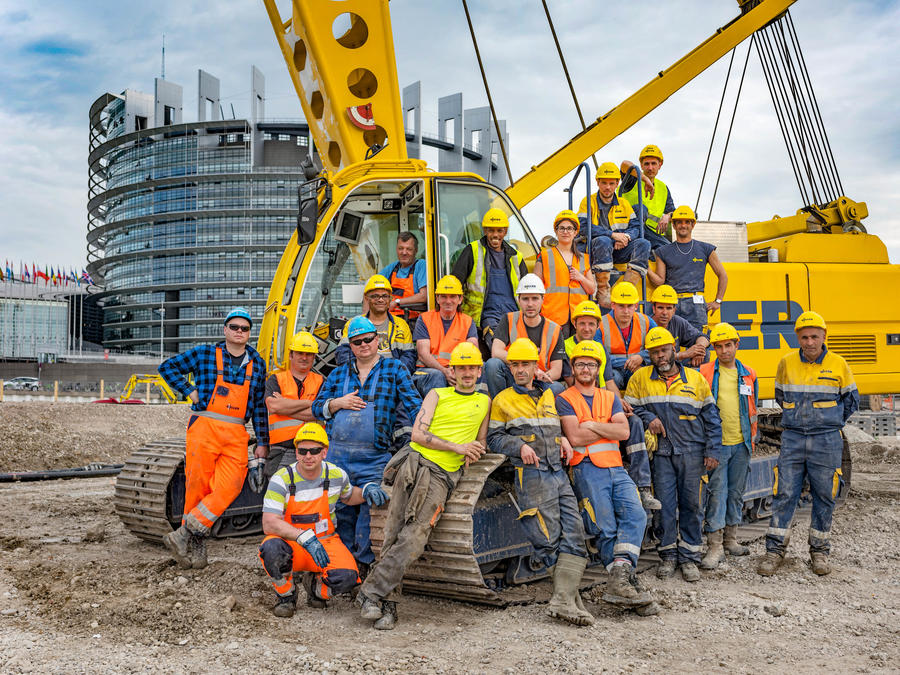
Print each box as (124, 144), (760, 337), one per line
(720, 300), (804, 351)
(347, 103), (376, 130)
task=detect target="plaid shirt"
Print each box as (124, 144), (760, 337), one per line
(312, 356), (421, 453)
(158, 341), (269, 446)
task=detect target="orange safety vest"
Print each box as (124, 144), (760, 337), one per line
(281, 463), (335, 537)
(418, 310), (474, 367)
(558, 386), (621, 467)
(540, 246), (590, 326)
(699, 361), (758, 450)
(506, 312), (562, 372)
(267, 369), (324, 445)
(598, 313), (650, 356)
(389, 262), (420, 319)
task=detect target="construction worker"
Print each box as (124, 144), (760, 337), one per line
(484, 273), (566, 398)
(649, 284), (710, 366)
(619, 144), (676, 249)
(699, 323), (758, 570)
(358, 342), (490, 630)
(451, 207), (528, 350)
(647, 206), (728, 332)
(379, 232), (427, 320)
(563, 301), (660, 512)
(557, 341), (654, 611)
(258, 423), (384, 617)
(312, 316), (422, 573)
(336, 274), (416, 374)
(533, 209), (596, 330)
(758, 311), (858, 577)
(264, 331), (324, 480)
(487, 338), (594, 627)
(625, 327), (722, 583)
(595, 282), (657, 390)
(576, 161), (651, 308)
(412, 274), (479, 395)
(158, 307), (269, 570)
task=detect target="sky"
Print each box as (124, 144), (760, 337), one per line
(0, 0), (898, 271)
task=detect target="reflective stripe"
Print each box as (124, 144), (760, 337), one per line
(612, 542), (642, 556)
(778, 383), (840, 394)
(658, 542), (677, 551)
(624, 442), (644, 455)
(270, 419), (301, 431)
(626, 394), (706, 410)
(809, 527), (830, 540)
(767, 526), (789, 537)
(195, 409), (246, 425)
(678, 540), (703, 553)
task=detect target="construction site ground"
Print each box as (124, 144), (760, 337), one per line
(0, 403), (897, 673)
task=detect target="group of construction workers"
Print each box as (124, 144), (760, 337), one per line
(156, 143), (858, 630)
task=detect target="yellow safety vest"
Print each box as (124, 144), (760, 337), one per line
(621, 176), (670, 236)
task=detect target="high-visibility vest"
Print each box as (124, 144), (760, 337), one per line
(267, 369), (324, 445)
(540, 246), (590, 326)
(418, 310), (474, 367)
(461, 240), (523, 325)
(558, 386), (621, 467)
(700, 361), (758, 450)
(564, 336), (608, 384)
(598, 313), (650, 356)
(388, 261), (421, 319)
(506, 312), (561, 372)
(621, 176), (670, 236)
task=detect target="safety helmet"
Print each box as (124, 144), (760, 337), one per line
(293, 422), (329, 448)
(363, 274), (392, 296)
(640, 144), (664, 162)
(572, 300), (602, 321)
(506, 338), (540, 362)
(645, 326), (675, 350)
(709, 322), (740, 344)
(224, 307), (253, 327)
(435, 274), (463, 296)
(649, 285), (678, 305)
(346, 316), (377, 339)
(448, 342), (483, 367)
(289, 331), (319, 354)
(553, 209), (579, 232)
(794, 310), (827, 332)
(596, 162), (620, 181)
(482, 207), (509, 229)
(569, 340), (606, 363)
(516, 273), (545, 296)
(671, 205), (696, 222)
(610, 281), (640, 305)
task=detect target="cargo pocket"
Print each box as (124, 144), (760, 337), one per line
(517, 507), (550, 542)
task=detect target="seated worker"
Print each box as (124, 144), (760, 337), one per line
(595, 282), (657, 390)
(452, 207), (529, 350)
(357, 343), (490, 631)
(619, 144), (675, 250)
(534, 209), (596, 332)
(563, 301), (660, 511)
(379, 232), (427, 320)
(484, 273), (565, 398)
(576, 161), (651, 308)
(648, 285), (710, 366)
(336, 274), (416, 375)
(557, 341), (655, 612)
(412, 275), (479, 395)
(487, 338), (594, 627)
(258, 423), (386, 617)
(264, 331), (324, 480)
(646, 206), (728, 332)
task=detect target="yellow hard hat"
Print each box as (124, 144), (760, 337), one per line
(640, 144), (664, 162)
(610, 281), (640, 305)
(569, 340), (605, 363)
(553, 209), (579, 231)
(572, 300), (602, 321)
(293, 422), (329, 448)
(596, 162), (620, 181)
(709, 322), (740, 344)
(649, 285), (678, 305)
(363, 274), (392, 295)
(448, 342), (483, 366)
(794, 310), (827, 332)
(645, 326), (675, 350)
(289, 331), (319, 354)
(435, 274), (463, 295)
(482, 207), (509, 229)
(507, 338), (540, 362)
(671, 205), (696, 222)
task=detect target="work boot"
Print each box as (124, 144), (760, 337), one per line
(656, 559), (676, 579)
(701, 530), (725, 570)
(756, 552), (784, 576)
(272, 591), (297, 618)
(373, 601), (397, 630)
(546, 554), (594, 626)
(189, 534), (208, 570)
(594, 272), (612, 308)
(680, 562), (701, 582)
(603, 563), (652, 607)
(621, 269), (642, 289)
(301, 572), (326, 608)
(723, 525), (749, 556)
(356, 589), (383, 620)
(809, 552), (831, 576)
(628, 573), (658, 615)
(162, 525), (192, 569)
(639, 487), (662, 511)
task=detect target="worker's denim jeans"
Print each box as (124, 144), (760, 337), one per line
(413, 367), (447, 396)
(609, 354), (646, 390)
(704, 442), (750, 532)
(483, 358), (564, 399)
(766, 429), (843, 556)
(675, 296), (708, 332)
(580, 235), (652, 275)
(653, 451), (705, 564)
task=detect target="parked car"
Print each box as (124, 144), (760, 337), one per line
(4, 377), (41, 391)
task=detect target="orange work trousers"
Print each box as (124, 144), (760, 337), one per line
(258, 534), (359, 600)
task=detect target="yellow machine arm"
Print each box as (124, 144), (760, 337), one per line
(262, 0), (407, 173)
(120, 374), (186, 404)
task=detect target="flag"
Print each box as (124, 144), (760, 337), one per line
(81, 269), (94, 285)
(22, 262), (30, 283)
(5, 260), (12, 282)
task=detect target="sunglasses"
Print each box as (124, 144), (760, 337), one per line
(350, 335), (377, 347)
(227, 324), (251, 333)
(295, 446), (324, 456)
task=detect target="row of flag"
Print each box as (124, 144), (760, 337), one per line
(0, 261), (94, 286)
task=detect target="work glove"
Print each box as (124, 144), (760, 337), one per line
(644, 430), (658, 454)
(297, 529), (330, 568)
(363, 482), (388, 507)
(247, 457), (266, 493)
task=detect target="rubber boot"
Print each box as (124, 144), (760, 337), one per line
(680, 561), (700, 582)
(546, 554), (594, 626)
(621, 269), (642, 290)
(373, 601), (397, 630)
(639, 487), (662, 511)
(602, 563), (652, 607)
(700, 529), (725, 570)
(272, 591), (297, 618)
(723, 525), (749, 556)
(656, 559), (676, 579)
(756, 552), (784, 576)
(810, 552), (831, 576)
(301, 572), (326, 608)
(189, 534), (208, 570)
(594, 272), (612, 308)
(162, 525), (192, 569)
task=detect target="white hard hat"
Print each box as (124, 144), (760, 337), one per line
(516, 273), (545, 296)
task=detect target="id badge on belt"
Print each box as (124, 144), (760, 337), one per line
(692, 294), (705, 304)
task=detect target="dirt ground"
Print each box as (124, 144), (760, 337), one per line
(0, 404), (898, 673)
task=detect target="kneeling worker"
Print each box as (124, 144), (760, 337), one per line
(358, 343), (490, 630)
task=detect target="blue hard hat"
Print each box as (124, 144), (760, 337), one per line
(346, 316), (377, 340)
(224, 307), (253, 326)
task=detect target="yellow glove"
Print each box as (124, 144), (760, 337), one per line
(644, 430), (658, 454)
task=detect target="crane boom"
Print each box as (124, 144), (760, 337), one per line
(504, 0), (796, 209)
